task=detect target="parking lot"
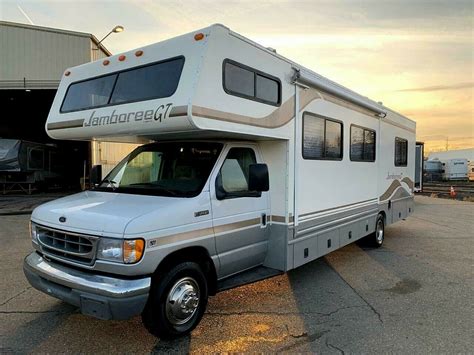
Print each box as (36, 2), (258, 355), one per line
(1, 196), (472, 353)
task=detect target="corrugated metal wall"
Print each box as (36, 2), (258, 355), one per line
(0, 22), (109, 89)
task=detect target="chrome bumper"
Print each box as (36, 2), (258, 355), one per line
(23, 252), (151, 320)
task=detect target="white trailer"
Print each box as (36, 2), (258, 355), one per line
(24, 24), (416, 338)
(441, 159), (468, 180)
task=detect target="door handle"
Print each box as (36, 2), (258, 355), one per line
(261, 213), (267, 227)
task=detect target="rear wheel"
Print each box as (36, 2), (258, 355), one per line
(142, 262), (208, 339)
(369, 214), (385, 248)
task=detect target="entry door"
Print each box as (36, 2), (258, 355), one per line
(210, 145), (270, 278)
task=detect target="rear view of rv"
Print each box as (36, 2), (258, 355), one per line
(23, 24), (416, 338)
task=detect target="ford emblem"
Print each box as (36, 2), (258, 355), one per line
(59, 216), (66, 223)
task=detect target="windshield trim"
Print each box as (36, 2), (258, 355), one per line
(60, 55), (185, 113)
(93, 142), (223, 198)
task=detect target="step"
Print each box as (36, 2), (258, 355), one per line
(217, 265), (283, 292)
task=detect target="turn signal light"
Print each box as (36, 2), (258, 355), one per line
(118, 55), (126, 61)
(103, 59), (110, 66)
(194, 33), (205, 41)
(123, 239), (145, 264)
(135, 50), (144, 57)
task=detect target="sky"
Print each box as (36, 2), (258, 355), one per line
(1, 0), (473, 153)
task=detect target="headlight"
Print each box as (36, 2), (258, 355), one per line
(29, 221), (38, 243)
(97, 238), (144, 264)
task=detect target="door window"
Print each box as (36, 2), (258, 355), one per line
(216, 148), (260, 199)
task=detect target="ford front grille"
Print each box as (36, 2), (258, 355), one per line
(36, 225), (98, 265)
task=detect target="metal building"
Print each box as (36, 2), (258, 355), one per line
(0, 21), (138, 192)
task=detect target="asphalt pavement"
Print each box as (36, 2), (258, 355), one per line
(1, 196), (473, 353)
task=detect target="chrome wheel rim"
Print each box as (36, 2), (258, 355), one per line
(376, 219), (384, 244)
(166, 277), (200, 326)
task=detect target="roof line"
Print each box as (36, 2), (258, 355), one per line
(0, 20), (112, 56)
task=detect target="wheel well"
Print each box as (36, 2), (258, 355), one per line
(154, 247), (218, 296)
(378, 211), (386, 224)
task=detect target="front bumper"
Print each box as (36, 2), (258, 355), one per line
(23, 252), (151, 320)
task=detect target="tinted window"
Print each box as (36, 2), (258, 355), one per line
(61, 75), (116, 112)
(350, 125), (376, 162)
(224, 63), (254, 97)
(303, 113), (342, 160)
(223, 60), (280, 106)
(110, 58), (184, 104)
(256, 74), (279, 103)
(395, 137), (408, 166)
(61, 57), (184, 113)
(325, 120), (343, 158)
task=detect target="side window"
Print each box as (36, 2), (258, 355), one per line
(216, 148), (261, 199)
(395, 137), (408, 166)
(302, 113), (343, 160)
(350, 125), (376, 162)
(223, 60), (280, 106)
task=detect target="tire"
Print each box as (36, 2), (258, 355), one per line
(142, 262), (208, 339)
(367, 214), (385, 248)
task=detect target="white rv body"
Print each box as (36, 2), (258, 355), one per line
(25, 24), (416, 336)
(441, 159), (468, 181)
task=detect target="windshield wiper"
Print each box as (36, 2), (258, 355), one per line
(101, 179), (117, 190)
(128, 183), (178, 196)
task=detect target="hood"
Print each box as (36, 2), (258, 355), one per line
(31, 190), (209, 237)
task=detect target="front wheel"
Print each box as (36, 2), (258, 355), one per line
(142, 262), (208, 339)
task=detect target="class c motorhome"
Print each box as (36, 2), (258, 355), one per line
(23, 24), (416, 338)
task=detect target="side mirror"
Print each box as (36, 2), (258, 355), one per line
(90, 165), (102, 187)
(248, 164), (269, 192)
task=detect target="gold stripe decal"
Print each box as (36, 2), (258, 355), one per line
(47, 119), (85, 130)
(401, 177), (414, 191)
(192, 90), (322, 128)
(147, 218), (261, 248)
(169, 105), (188, 117)
(380, 180), (402, 201)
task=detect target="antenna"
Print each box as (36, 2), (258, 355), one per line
(17, 5), (35, 25)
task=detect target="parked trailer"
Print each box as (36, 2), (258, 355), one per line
(0, 139), (65, 194)
(424, 159), (443, 182)
(23, 24), (416, 338)
(441, 159), (468, 181)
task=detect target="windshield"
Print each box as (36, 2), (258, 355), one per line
(95, 142), (223, 197)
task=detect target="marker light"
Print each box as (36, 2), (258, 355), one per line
(135, 50), (143, 57)
(64, 71), (71, 76)
(103, 59), (110, 66)
(194, 33), (205, 41)
(118, 55), (126, 61)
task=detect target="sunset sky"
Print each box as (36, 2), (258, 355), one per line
(1, 0), (473, 153)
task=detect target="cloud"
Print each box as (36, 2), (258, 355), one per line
(396, 82), (474, 92)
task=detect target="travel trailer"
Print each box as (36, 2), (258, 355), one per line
(424, 159), (443, 182)
(23, 24), (416, 338)
(469, 162), (474, 182)
(0, 139), (65, 194)
(441, 159), (468, 181)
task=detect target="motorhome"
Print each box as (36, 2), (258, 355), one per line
(23, 24), (416, 338)
(441, 159), (468, 181)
